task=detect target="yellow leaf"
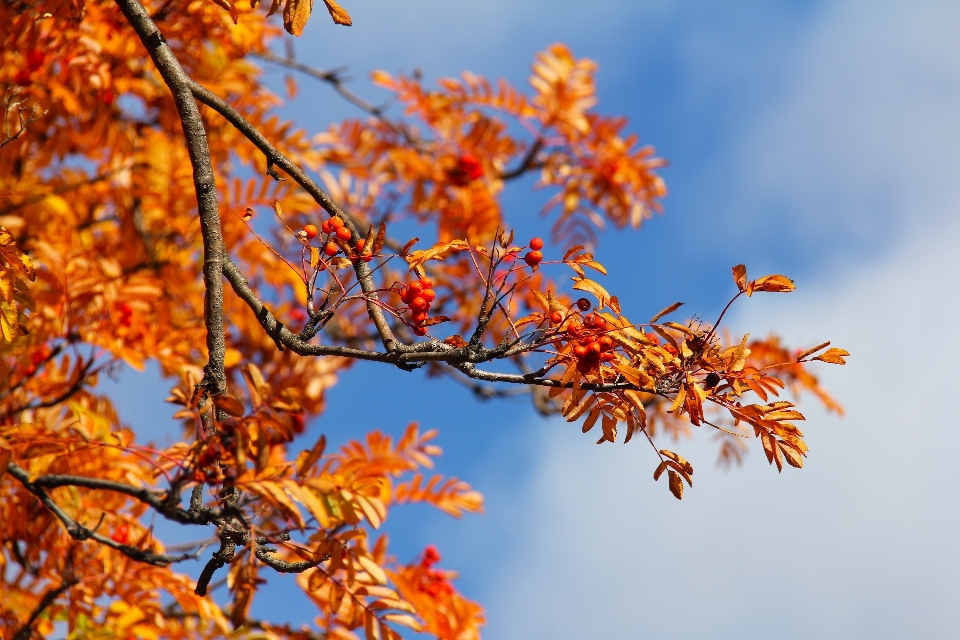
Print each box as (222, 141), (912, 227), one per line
(650, 301), (683, 323)
(356, 554), (387, 585)
(730, 333), (750, 372)
(382, 614), (422, 632)
(779, 441), (804, 468)
(404, 239), (468, 271)
(732, 264), (747, 291)
(571, 277), (610, 309)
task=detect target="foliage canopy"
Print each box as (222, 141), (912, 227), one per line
(0, 1), (846, 638)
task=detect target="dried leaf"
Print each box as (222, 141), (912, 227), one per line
(283, 0), (313, 35)
(213, 394), (245, 417)
(667, 470), (683, 499)
(650, 301), (683, 323)
(323, 0), (352, 25)
(797, 341), (831, 361)
(571, 277), (610, 309)
(732, 264), (747, 291)
(372, 221), (387, 255)
(405, 239), (469, 271)
(752, 274), (796, 293)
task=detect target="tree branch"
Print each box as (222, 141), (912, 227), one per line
(188, 80), (400, 352)
(11, 575), (78, 640)
(7, 462), (204, 566)
(113, 0), (227, 395)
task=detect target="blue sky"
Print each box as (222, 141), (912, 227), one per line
(106, 2), (960, 637)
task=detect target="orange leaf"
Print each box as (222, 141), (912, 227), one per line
(213, 394), (245, 417)
(814, 348), (850, 365)
(323, 0), (352, 25)
(752, 274), (796, 293)
(667, 470), (684, 499)
(732, 264), (747, 291)
(283, 0), (313, 35)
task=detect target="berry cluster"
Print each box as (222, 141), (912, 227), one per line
(524, 236), (544, 267)
(549, 299), (617, 373)
(301, 217), (371, 262)
(398, 276), (436, 337)
(416, 545), (454, 598)
(110, 522), (130, 545)
(119, 301), (134, 327)
(449, 153), (484, 186)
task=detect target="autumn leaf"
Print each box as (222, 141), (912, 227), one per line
(814, 347), (850, 364)
(405, 239), (469, 271)
(751, 274), (796, 294)
(650, 301), (683, 323)
(732, 264), (747, 291)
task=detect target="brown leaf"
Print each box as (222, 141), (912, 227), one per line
(400, 237), (419, 257)
(752, 274), (796, 293)
(296, 434), (326, 477)
(421, 315), (451, 327)
(443, 335), (468, 349)
(283, 0), (313, 35)
(372, 221), (387, 255)
(732, 264), (747, 291)
(797, 341), (831, 361)
(668, 470), (684, 499)
(323, 0), (352, 25)
(650, 301), (683, 323)
(213, 394), (245, 417)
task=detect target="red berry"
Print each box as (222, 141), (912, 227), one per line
(576, 358), (595, 374)
(419, 277), (433, 289)
(303, 224), (318, 240)
(413, 326), (427, 336)
(524, 251), (542, 267)
(566, 323), (582, 337)
(400, 287), (414, 304)
(330, 217), (344, 230)
(598, 335), (614, 350)
(408, 281), (424, 295)
(321, 220), (332, 234)
(412, 311), (428, 325)
(336, 227), (352, 241)
(355, 239), (365, 252)
(550, 311), (563, 324)
(576, 297), (591, 311)
(600, 352), (615, 362)
(120, 302), (133, 315)
(111, 523), (130, 545)
(410, 297), (428, 312)
(421, 288), (436, 302)
(573, 346), (587, 358)
(588, 342), (602, 356)
(324, 242), (339, 256)
(362, 255), (373, 262)
(423, 545), (442, 566)
(121, 315), (132, 327)
(529, 237), (544, 251)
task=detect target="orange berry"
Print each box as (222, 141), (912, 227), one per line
(330, 217), (344, 230)
(400, 287), (414, 304)
(573, 346), (587, 358)
(412, 311), (428, 324)
(588, 342), (602, 356)
(362, 255), (373, 262)
(324, 242), (339, 256)
(598, 335), (614, 350)
(321, 220), (332, 234)
(336, 227), (352, 241)
(408, 281), (424, 295)
(600, 352), (615, 362)
(576, 358), (595, 374)
(303, 224), (318, 239)
(529, 237), (544, 251)
(355, 239), (365, 251)
(421, 288), (436, 302)
(410, 297), (428, 312)
(550, 311), (563, 324)
(566, 323), (582, 337)
(419, 277), (433, 289)
(524, 251), (542, 266)
(413, 326), (427, 336)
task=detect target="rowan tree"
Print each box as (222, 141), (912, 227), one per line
(0, 1), (849, 638)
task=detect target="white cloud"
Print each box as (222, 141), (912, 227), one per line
(478, 3), (960, 638)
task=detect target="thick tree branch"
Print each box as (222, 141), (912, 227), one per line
(113, 0), (227, 395)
